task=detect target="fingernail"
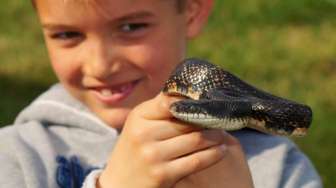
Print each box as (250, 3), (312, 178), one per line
(221, 130), (229, 136)
(220, 144), (227, 154)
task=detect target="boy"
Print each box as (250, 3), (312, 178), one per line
(0, 0), (322, 187)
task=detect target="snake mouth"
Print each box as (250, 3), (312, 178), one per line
(292, 128), (308, 137)
(163, 89), (190, 98)
(170, 102), (249, 130)
(162, 84), (202, 100)
(247, 118), (309, 137)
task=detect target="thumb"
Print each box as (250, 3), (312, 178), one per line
(135, 93), (181, 120)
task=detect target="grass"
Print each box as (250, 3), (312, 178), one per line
(1, 0), (336, 187)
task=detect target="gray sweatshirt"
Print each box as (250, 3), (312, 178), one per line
(0, 84), (322, 188)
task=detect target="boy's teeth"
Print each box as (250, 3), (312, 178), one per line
(101, 89), (114, 96)
(98, 82), (135, 96)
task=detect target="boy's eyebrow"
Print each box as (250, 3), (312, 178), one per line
(42, 11), (155, 30)
(113, 11), (155, 22)
(42, 24), (78, 30)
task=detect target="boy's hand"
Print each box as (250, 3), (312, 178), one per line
(174, 133), (254, 188)
(98, 93), (228, 188)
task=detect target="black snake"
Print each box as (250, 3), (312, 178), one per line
(162, 58), (312, 136)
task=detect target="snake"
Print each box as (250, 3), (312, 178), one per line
(162, 58), (313, 137)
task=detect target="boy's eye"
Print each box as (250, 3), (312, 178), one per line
(51, 31), (82, 40)
(120, 23), (149, 33)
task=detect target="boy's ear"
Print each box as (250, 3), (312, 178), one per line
(185, 0), (214, 39)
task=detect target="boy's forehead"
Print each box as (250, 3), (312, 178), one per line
(36, 0), (182, 28)
(35, 0), (176, 7)
(36, 0), (177, 16)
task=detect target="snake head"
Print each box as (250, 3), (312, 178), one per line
(163, 58), (314, 137)
(162, 58), (226, 100)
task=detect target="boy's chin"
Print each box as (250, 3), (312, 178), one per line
(96, 108), (131, 130)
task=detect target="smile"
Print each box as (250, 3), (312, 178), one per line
(91, 79), (142, 105)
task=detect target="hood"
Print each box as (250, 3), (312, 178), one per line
(14, 84), (117, 136)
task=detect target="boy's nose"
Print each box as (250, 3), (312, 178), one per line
(83, 41), (123, 80)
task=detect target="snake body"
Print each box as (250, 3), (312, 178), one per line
(162, 58), (313, 136)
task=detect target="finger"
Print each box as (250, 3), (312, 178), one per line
(151, 119), (202, 140)
(165, 145), (226, 181)
(135, 93), (180, 120)
(221, 130), (241, 146)
(159, 130), (226, 159)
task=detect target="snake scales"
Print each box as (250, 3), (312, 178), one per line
(162, 58), (312, 137)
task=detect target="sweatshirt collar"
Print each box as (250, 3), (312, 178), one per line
(14, 84), (118, 137)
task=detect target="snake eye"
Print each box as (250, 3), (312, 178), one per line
(252, 104), (265, 111)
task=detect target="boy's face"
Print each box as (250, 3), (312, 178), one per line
(35, 0), (208, 129)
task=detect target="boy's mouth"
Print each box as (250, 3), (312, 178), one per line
(90, 79), (142, 105)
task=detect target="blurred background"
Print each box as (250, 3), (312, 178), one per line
(1, 0), (335, 187)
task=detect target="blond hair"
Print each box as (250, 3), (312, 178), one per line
(31, 0), (186, 13)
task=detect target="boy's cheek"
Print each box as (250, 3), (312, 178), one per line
(46, 45), (83, 87)
(51, 59), (82, 87)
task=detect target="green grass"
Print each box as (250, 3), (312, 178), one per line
(1, 0), (336, 187)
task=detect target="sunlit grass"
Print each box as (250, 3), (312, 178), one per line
(189, 1), (336, 186)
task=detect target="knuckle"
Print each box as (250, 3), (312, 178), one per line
(131, 128), (148, 139)
(128, 130), (145, 144)
(140, 145), (160, 163)
(188, 156), (202, 171)
(190, 132), (205, 147)
(150, 167), (168, 186)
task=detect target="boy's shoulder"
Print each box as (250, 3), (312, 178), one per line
(0, 124), (26, 160)
(232, 129), (297, 157)
(233, 129), (321, 188)
(0, 125), (17, 144)
(0, 83), (116, 155)
(232, 129), (303, 168)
